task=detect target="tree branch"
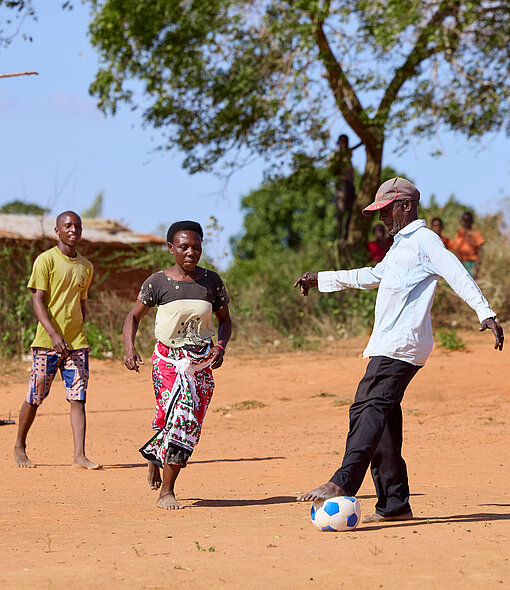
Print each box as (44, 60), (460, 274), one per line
(313, 20), (376, 149)
(0, 70), (38, 78)
(375, 1), (461, 128)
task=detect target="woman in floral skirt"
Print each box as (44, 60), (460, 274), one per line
(123, 220), (232, 509)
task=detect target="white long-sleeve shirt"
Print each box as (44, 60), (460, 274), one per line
(318, 219), (495, 366)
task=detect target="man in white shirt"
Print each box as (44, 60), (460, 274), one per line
(294, 177), (504, 523)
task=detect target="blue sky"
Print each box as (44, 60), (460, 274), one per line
(1, 3), (508, 268)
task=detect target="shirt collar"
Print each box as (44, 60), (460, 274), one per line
(394, 219), (426, 242)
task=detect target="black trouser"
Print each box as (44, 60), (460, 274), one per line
(330, 356), (421, 517)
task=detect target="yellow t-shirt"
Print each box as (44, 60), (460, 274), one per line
(27, 246), (94, 350)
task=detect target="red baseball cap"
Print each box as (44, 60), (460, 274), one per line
(362, 177), (420, 216)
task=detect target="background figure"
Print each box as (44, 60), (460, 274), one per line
(452, 211), (484, 279)
(367, 223), (392, 263)
(330, 134), (362, 244)
(430, 217), (453, 249)
(13, 211), (100, 470)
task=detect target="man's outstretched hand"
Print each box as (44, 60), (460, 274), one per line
(480, 318), (504, 351)
(294, 272), (319, 296)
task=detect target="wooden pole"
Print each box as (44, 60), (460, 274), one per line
(0, 71), (38, 79)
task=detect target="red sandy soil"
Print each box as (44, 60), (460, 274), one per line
(0, 332), (509, 589)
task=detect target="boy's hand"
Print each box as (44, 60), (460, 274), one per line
(125, 348), (144, 372)
(51, 334), (70, 356)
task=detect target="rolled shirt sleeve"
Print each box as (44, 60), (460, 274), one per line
(423, 233), (495, 323)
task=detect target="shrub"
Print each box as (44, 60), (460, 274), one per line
(436, 328), (466, 351)
(85, 322), (113, 359)
(0, 243), (39, 356)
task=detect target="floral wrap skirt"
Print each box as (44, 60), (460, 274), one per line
(139, 341), (215, 467)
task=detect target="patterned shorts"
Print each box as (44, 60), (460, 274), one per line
(26, 348), (89, 406)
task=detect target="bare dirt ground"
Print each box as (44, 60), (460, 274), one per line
(1, 332), (509, 589)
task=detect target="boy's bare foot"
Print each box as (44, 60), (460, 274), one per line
(298, 481), (346, 502)
(147, 462), (162, 490)
(362, 511), (413, 523)
(156, 493), (183, 510)
(14, 446), (35, 468)
(72, 456), (102, 470)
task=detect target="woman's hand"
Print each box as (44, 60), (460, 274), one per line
(124, 347), (144, 372)
(207, 345), (225, 370)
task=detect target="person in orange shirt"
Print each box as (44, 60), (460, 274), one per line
(430, 217), (453, 250)
(452, 211), (484, 279)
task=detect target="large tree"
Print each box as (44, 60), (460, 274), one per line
(88, 1), (508, 244)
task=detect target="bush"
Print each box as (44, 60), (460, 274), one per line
(1, 176), (508, 357)
(0, 243), (40, 356)
(85, 322), (113, 359)
(436, 328), (466, 351)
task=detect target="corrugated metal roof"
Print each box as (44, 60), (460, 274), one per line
(0, 215), (165, 245)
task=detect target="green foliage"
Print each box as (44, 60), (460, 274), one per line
(436, 328), (466, 352)
(232, 157), (403, 260)
(85, 291), (156, 358)
(225, 158), (510, 346)
(0, 243), (38, 356)
(85, 321), (113, 358)
(0, 200), (49, 215)
(81, 192), (104, 218)
(225, 160), (407, 342)
(194, 541), (215, 552)
(86, 0), (508, 248)
(88, 2), (508, 163)
(232, 156), (337, 260)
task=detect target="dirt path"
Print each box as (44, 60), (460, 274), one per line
(1, 333), (508, 589)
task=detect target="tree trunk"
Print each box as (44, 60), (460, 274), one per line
(347, 145), (383, 248)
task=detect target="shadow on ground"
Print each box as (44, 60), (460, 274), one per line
(190, 496), (297, 507)
(360, 511), (510, 532)
(100, 456), (286, 469)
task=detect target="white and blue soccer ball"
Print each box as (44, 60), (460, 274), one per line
(310, 496), (361, 531)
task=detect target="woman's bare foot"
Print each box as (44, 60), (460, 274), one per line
(147, 462), (162, 490)
(156, 493), (183, 510)
(14, 446), (35, 468)
(72, 456), (102, 470)
(298, 481), (346, 502)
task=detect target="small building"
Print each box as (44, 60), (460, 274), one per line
(0, 214), (166, 300)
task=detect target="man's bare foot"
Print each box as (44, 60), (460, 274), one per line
(298, 481), (346, 502)
(147, 462), (162, 490)
(14, 446), (35, 468)
(362, 511), (413, 524)
(156, 493), (183, 510)
(72, 456), (102, 470)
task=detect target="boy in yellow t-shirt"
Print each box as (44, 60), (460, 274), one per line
(14, 211), (101, 470)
